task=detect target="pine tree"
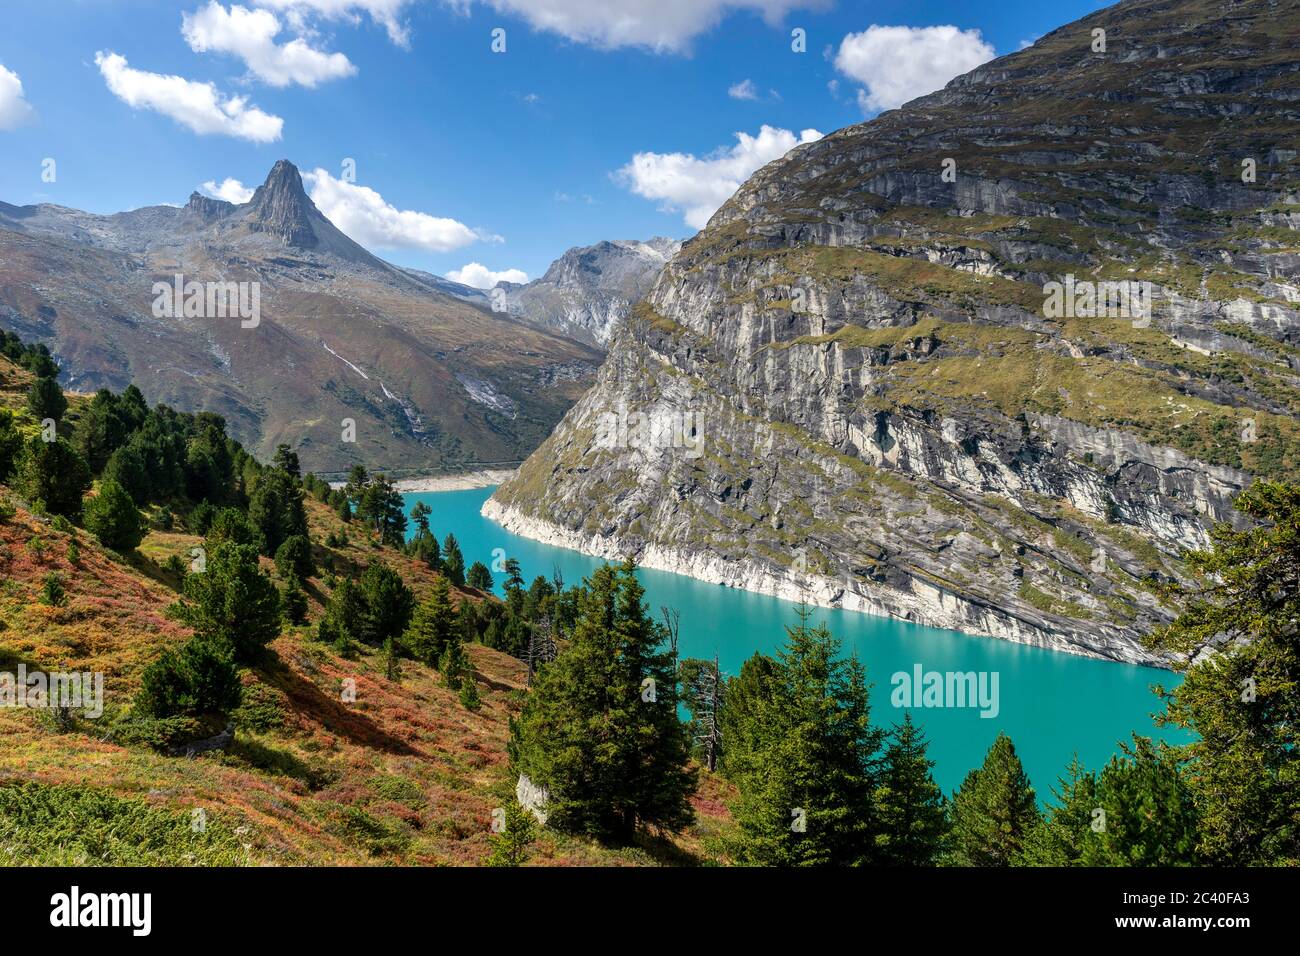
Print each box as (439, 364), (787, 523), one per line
(25, 375), (67, 422)
(680, 655), (724, 771)
(509, 561), (695, 841)
(14, 437), (92, 518)
(466, 560), (493, 590)
(83, 479), (146, 552)
(487, 800), (537, 867)
(727, 605), (884, 866)
(874, 714), (947, 865)
(357, 562), (415, 647)
(1017, 756), (1097, 866)
(173, 541), (282, 665)
(1080, 737), (1202, 866)
(1145, 480), (1300, 865)
(440, 638), (470, 691)
(945, 733), (1040, 866)
(404, 575), (456, 666)
(442, 533), (465, 587)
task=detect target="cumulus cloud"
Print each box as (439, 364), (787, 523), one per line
(251, 0), (416, 46)
(728, 79), (758, 100)
(302, 168), (493, 252)
(457, 0), (824, 53)
(183, 2), (357, 88)
(834, 24), (995, 113)
(617, 125), (822, 230)
(95, 52), (283, 142)
(0, 64), (36, 130)
(447, 262), (529, 289)
(201, 177), (256, 203)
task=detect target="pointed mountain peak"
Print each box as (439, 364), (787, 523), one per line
(244, 159), (318, 248)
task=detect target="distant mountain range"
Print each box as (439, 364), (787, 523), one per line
(0, 160), (608, 475)
(409, 237), (681, 347)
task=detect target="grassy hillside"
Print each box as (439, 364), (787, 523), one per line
(0, 352), (733, 866)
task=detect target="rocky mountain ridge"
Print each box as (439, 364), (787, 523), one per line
(487, 0), (1300, 664)
(0, 161), (602, 474)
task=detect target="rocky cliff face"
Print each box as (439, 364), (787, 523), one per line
(487, 0), (1300, 665)
(0, 161), (601, 475)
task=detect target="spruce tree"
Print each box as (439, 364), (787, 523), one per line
(945, 733), (1040, 866)
(442, 533), (465, 587)
(404, 575), (456, 665)
(1145, 480), (1300, 865)
(727, 605), (883, 866)
(509, 561), (695, 841)
(357, 562), (415, 647)
(1017, 756), (1097, 866)
(466, 560), (493, 590)
(875, 714), (947, 866)
(487, 800), (537, 867)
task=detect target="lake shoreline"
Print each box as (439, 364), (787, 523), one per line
(332, 468), (516, 493)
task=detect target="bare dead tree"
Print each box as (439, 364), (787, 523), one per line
(526, 614), (557, 687)
(660, 605), (680, 660)
(685, 652), (723, 772)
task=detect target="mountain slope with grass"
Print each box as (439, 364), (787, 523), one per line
(0, 351), (732, 866)
(487, 0), (1300, 665)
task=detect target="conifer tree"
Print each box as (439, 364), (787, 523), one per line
(404, 575), (456, 666)
(945, 733), (1040, 866)
(466, 560), (493, 590)
(509, 561), (695, 841)
(487, 801), (537, 867)
(14, 437), (92, 519)
(173, 541), (282, 665)
(83, 479), (146, 552)
(442, 533), (466, 587)
(875, 714), (947, 866)
(727, 605), (883, 866)
(1145, 480), (1300, 865)
(25, 375), (66, 422)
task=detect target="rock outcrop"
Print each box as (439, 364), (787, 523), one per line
(488, 0), (1300, 665)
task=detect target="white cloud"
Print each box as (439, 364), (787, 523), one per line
(251, 0), (416, 46)
(447, 262), (529, 289)
(0, 64), (36, 130)
(617, 124), (822, 230)
(728, 79), (758, 100)
(302, 167), (492, 252)
(95, 52), (284, 142)
(183, 2), (357, 88)
(459, 0), (825, 53)
(834, 24), (995, 113)
(201, 177), (256, 203)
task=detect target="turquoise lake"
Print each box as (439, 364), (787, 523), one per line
(406, 486), (1183, 795)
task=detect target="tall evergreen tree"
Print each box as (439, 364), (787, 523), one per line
(404, 575), (456, 666)
(727, 605), (884, 866)
(875, 714), (947, 866)
(1145, 480), (1300, 865)
(945, 733), (1040, 866)
(509, 562), (695, 841)
(467, 560), (493, 591)
(442, 533), (466, 587)
(357, 562), (415, 647)
(25, 376), (66, 422)
(248, 468), (308, 557)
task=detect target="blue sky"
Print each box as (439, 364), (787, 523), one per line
(0, 0), (1106, 283)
